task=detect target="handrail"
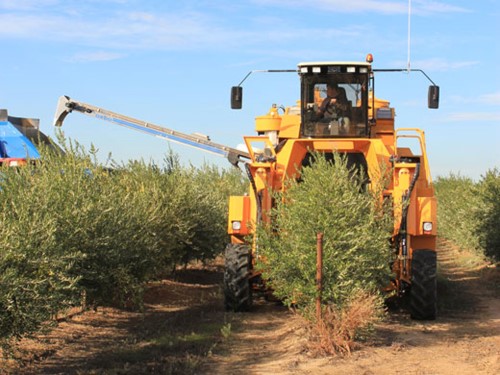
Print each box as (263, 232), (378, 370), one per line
(395, 128), (432, 184)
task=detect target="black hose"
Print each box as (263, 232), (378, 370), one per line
(0, 141), (8, 158)
(244, 163), (262, 223)
(398, 163), (420, 276)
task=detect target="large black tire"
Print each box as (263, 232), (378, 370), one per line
(224, 243), (252, 312)
(410, 249), (437, 320)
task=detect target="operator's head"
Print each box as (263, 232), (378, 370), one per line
(327, 82), (339, 97)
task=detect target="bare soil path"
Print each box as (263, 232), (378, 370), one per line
(204, 239), (499, 375)
(1, 239), (499, 374)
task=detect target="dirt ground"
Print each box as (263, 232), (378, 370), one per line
(1, 239), (498, 375)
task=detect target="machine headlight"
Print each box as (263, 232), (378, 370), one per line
(232, 221), (242, 231)
(423, 222), (433, 233)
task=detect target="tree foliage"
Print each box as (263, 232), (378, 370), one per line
(434, 173), (481, 252)
(256, 153), (393, 311)
(435, 168), (500, 262)
(0, 139), (246, 342)
(477, 168), (500, 261)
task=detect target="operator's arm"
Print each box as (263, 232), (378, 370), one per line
(317, 97), (331, 117)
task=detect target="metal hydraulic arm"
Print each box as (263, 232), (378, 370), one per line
(53, 95), (250, 166)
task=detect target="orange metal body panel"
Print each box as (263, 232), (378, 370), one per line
(275, 113), (301, 139)
(228, 195), (252, 236)
(228, 97), (437, 288)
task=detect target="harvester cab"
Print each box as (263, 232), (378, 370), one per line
(298, 62), (371, 138)
(226, 56), (440, 320)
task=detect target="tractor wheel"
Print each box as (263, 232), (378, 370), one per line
(224, 243), (252, 312)
(410, 249), (437, 320)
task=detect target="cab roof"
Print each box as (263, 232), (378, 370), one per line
(298, 61), (371, 67)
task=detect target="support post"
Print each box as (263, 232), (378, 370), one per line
(316, 232), (323, 323)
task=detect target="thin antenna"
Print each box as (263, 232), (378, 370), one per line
(407, 0), (412, 72)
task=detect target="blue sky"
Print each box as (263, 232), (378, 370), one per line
(1, 0), (499, 179)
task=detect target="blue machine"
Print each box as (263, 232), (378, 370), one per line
(0, 109), (57, 166)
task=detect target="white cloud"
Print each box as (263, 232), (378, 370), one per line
(0, 11), (218, 49)
(252, 0), (469, 15)
(67, 51), (126, 63)
(410, 58), (479, 72)
(0, 0), (58, 10)
(446, 112), (500, 122)
(479, 92), (500, 106)
(449, 92), (500, 107)
(0, 1), (470, 55)
(0, 12), (104, 39)
(0, 0), (128, 10)
(413, 0), (470, 14)
(0, 8), (365, 52)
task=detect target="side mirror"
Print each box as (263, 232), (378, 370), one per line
(231, 86), (243, 109)
(428, 85), (440, 109)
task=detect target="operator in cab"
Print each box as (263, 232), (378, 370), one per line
(313, 82), (352, 136)
(317, 82), (350, 119)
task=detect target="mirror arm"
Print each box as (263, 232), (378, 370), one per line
(373, 68), (437, 86)
(236, 69), (298, 86)
(231, 69), (297, 110)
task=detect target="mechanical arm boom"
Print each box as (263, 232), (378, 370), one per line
(54, 95), (250, 166)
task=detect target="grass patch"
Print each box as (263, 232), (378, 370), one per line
(96, 312), (232, 374)
(437, 242), (498, 316)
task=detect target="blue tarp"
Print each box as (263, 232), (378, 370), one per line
(0, 120), (41, 159)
